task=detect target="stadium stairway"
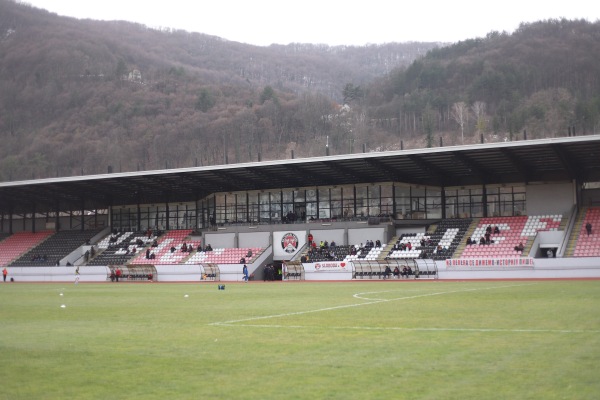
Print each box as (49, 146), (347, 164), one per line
(571, 207), (600, 257)
(381, 237), (397, 257)
(451, 218), (480, 259)
(565, 207), (586, 257)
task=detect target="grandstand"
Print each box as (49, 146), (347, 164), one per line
(1, 135), (600, 281)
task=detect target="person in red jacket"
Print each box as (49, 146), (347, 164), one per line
(115, 268), (122, 282)
(2, 267), (7, 282)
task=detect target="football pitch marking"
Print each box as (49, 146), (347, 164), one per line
(208, 282), (600, 334)
(210, 281), (600, 333)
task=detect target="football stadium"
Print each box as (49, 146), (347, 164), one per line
(1, 135), (600, 399)
(1, 134), (600, 282)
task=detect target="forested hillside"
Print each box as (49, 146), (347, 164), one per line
(363, 19), (600, 146)
(1, 0), (599, 182)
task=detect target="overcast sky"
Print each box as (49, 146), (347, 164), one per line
(24, 0), (600, 46)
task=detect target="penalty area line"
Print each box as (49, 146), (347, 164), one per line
(209, 282), (538, 327)
(212, 323), (600, 334)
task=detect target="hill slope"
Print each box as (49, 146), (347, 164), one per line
(1, 0), (599, 183)
(0, 0), (438, 181)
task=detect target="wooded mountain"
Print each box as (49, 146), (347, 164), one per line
(1, 0), (599, 182)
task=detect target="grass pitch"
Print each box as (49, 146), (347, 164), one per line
(1, 280), (599, 399)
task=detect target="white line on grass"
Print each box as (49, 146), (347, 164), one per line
(352, 282), (538, 301)
(210, 282), (538, 327)
(211, 323), (600, 334)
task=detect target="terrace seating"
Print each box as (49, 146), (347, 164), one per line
(460, 214), (563, 259)
(185, 247), (264, 265)
(387, 233), (425, 260)
(87, 231), (159, 266)
(132, 230), (199, 265)
(573, 207), (600, 257)
(344, 245), (383, 261)
(0, 231), (55, 267)
(305, 245), (352, 262)
(11, 230), (102, 266)
(425, 219), (472, 260)
(386, 219), (472, 261)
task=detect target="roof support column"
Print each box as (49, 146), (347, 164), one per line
(55, 202), (60, 232)
(8, 211), (13, 234)
(165, 202), (170, 230)
(31, 204), (36, 233)
(441, 187), (446, 220)
(482, 185), (488, 218)
(81, 198), (85, 232)
(137, 203), (141, 232)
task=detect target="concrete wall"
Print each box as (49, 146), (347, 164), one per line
(348, 227), (385, 246)
(204, 232), (235, 248)
(4, 256), (600, 282)
(309, 229), (345, 246)
(239, 231), (271, 248)
(526, 182), (574, 216)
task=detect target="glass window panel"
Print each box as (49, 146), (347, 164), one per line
(270, 191), (281, 203)
(318, 188), (330, 202)
(259, 192), (270, 223)
(426, 189), (442, 219)
(306, 201), (317, 221)
(355, 186), (368, 217)
(395, 186), (410, 219)
(445, 195), (458, 218)
(330, 187), (341, 201)
(294, 189), (305, 202)
(282, 190), (293, 202)
(248, 193), (259, 223)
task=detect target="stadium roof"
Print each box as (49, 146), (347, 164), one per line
(1, 135), (600, 215)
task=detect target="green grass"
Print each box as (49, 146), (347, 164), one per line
(1, 280), (599, 399)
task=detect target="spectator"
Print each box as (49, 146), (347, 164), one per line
(586, 222), (592, 236)
(393, 266), (400, 279)
(383, 265), (392, 279)
(401, 266), (412, 278)
(514, 242), (525, 252)
(242, 264), (249, 282)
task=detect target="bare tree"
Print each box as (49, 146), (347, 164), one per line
(472, 101), (487, 138)
(451, 102), (468, 144)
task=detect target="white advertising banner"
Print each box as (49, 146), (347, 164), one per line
(273, 230), (306, 259)
(445, 258), (535, 268)
(303, 261), (353, 280)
